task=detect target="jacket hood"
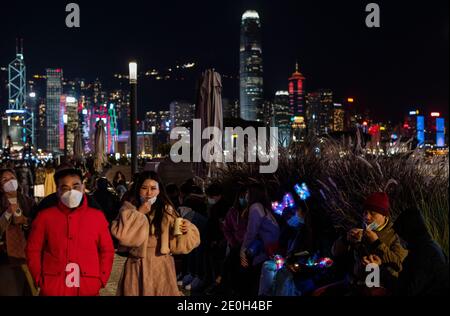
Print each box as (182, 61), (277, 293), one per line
(394, 208), (432, 246)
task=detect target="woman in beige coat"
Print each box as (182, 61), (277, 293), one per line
(111, 171), (200, 296)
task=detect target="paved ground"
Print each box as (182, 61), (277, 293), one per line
(100, 254), (127, 296)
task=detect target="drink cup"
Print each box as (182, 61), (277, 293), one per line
(174, 217), (184, 236)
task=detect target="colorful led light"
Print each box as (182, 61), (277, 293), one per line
(274, 255), (285, 270)
(294, 182), (310, 200)
(272, 193), (296, 215)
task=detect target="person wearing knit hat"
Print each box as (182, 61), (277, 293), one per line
(315, 191), (408, 296)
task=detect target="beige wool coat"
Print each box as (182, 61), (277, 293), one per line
(111, 201), (200, 296)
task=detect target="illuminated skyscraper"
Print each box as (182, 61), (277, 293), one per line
(46, 68), (63, 153)
(289, 62), (306, 141)
(223, 99), (240, 119)
(240, 10), (264, 121)
(169, 100), (195, 128)
(273, 91), (291, 147)
(0, 67), (7, 112)
(60, 95), (78, 154)
(306, 89), (333, 136)
(332, 103), (345, 132)
(416, 115), (425, 146)
(289, 62), (306, 116)
(436, 117), (445, 147)
(2, 41), (34, 148)
(109, 89), (130, 133)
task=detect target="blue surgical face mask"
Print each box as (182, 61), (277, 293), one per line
(287, 214), (304, 228)
(239, 197), (248, 208)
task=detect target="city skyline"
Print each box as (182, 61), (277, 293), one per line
(0, 0), (448, 122)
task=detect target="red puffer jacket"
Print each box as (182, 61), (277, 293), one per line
(26, 195), (115, 296)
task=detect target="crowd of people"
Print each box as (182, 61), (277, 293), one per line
(0, 160), (448, 296)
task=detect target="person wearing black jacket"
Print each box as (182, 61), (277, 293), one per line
(394, 208), (449, 296)
(204, 182), (230, 294)
(90, 177), (121, 224)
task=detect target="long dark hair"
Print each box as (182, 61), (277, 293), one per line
(113, 171), (126, 185)
(133, 171), (178, 236)
(232, 184), (248, 215)
(247, 182), (272, 216)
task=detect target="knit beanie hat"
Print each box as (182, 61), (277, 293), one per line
(363, 192), (390, 217)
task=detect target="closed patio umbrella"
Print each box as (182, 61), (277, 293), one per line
(94, 120), (107, 173)
(195, 69), (223, 178)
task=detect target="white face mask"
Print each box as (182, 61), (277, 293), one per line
(141, 196), (158, 206)
(366, 221), (380, 231)
(149, 196), (157, 205)
(207, 198), (217, 206)
(3, 179), (18, 193)
(60, 190), (84, 209)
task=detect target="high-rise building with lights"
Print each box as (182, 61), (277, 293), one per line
(289, 62), (306, 117)
(240, 10), (264, 121)
(262, 100), (274, 127)
(28, 74), (46, 149)
(145, 111), (158, 133)
(0, 67), (7, 113)
(289, 62), (306, 141)
(109, 89), (130, 133)
(223, 99), (240, 119)
(2, 41), (35, 149)
(332, 103), (345, 132)
(46, 68), (63, 153)
(170, 100), (195, 129)
(273, 90), (291, 147)
(416, 115), (425, 146)
(60, 95), (78, 154)
(435, 117), (445, 147)
(306, 89), (333, 136)
(306, 92), (320, 136)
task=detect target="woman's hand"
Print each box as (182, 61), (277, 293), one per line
(13, 215), (28, 225)
(180, 219), (191, 234)
(6, 204), (17, 214)
(364, 229), (379, 243)
(138, 201), (151, 215)
(361, 254), (382, 266)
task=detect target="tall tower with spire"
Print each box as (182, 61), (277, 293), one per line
(8, 39), (27, 110)
(289, 62), (307, 142)
(3, 39), (34, 147)
(288, 61), (306, 116)
(239, 10), (264, 121)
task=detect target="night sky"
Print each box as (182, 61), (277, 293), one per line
(0, 0), (448, 122)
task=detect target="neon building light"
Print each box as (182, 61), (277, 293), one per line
(289, 62), (306, 116)
(436, 118), (445, 147)
(417, 115), (425, 146)
(92, 103), (118, 154)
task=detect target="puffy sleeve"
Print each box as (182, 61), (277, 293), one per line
(169, 219), (201, 255)
(110, 201), (149, 248)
